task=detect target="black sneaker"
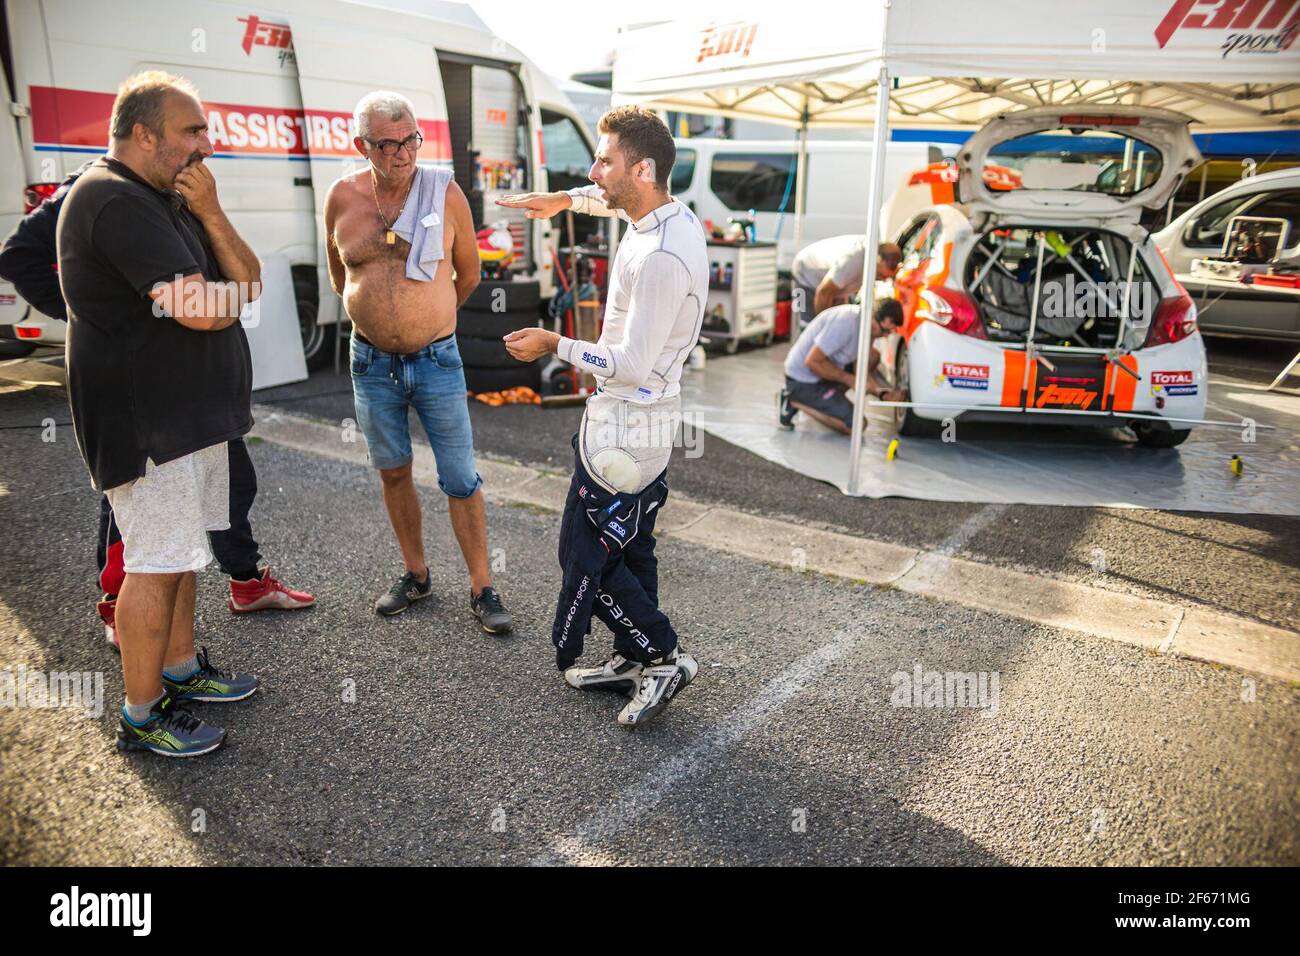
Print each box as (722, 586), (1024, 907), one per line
(116, 695), (226, 758)
(778, 388), (797, 429)
(376, 569), (431, 616)
(470, 586), (513, 635)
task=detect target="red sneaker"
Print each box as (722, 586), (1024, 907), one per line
(229, 567), (316, 613)
(97, 594), (119, 652)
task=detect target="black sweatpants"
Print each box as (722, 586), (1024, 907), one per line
(551, 436), (677, 670)
(96, 438), (263, 586)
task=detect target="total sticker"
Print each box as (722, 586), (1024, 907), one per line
(937, 362), (990, 390)
(1150, 369), (1197, 397)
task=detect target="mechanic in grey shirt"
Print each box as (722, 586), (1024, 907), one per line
(814, 241), (902, 316)
(790, 234), (864, 330)
(779, 299), (905, 434)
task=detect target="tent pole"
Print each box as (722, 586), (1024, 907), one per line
(847, 65), (892, 495)
(792, 101), (809, 256)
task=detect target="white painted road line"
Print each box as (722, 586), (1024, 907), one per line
(532, 628), (859, 866)
(933, 503), (1008, 556)
(251, 405), (1300, 683)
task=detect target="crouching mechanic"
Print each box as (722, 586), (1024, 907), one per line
(497, 106), (707, 727)
(779, 299), (905, 434)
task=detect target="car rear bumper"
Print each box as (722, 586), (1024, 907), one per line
(906, 321), (1208, 425)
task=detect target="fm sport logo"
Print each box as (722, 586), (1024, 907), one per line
(697, 20), (760, 64)
(1155, 0), (1299, 56)
(238, 14), (295, 67)
(1150, 369), (1198, 396)
(936, 362), (990, 390)
(1036, 384), (1098, 409)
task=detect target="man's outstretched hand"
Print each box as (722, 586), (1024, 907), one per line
(503, 326), (559, 362)
(496, 191), (572, 220)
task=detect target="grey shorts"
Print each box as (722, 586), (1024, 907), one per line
(786, 376), (854, 429)
(104, 442), (231, 574)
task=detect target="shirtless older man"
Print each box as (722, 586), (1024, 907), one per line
(324, 90), (511, 633)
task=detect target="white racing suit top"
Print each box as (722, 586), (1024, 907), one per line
(560, 185), (708, 494)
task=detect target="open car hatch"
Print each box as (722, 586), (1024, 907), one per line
(957, 106), (1201, 225)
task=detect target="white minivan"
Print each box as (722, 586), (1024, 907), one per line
(1153, 166), (1300, 341)
(670, 137), (943, 271)
(0, 0), (597, 365)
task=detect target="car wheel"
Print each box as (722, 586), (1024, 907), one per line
(458, 308), (540, 340)
(893, 336), (942, 438)
(295, 270), (338, 372)
(464, 278), (541, 313)
(1132, 421), (1191, 448)
(455, 334), (517, 369)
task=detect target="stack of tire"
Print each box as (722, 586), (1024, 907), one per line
(456, 278), (543, 394)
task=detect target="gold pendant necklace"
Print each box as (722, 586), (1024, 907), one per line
(371, 169), (415, 245)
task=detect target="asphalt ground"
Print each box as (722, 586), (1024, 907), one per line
(1, 376), (1297, 865)
(255, 333), (1300, 633)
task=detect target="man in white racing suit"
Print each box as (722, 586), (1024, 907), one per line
(498, 105), (708, 728)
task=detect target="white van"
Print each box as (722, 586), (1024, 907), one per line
(670, 137), (943, 271)
(0, 0), (597, 365)
(1153, 166), (1300, 341)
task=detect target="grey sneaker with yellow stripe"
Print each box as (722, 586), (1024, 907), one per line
(116, 694), (226, 758)
(161, 646), (259, 703)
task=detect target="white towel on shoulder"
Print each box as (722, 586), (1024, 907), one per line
(389, 165), (454, 282)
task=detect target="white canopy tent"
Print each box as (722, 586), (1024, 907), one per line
(611, 0), (1300, 494)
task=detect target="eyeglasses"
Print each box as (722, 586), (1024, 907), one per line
(366, 131), (423, 157)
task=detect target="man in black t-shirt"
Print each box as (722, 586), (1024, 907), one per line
(58, 72), (265, 757)
(0, 167), (313, 653)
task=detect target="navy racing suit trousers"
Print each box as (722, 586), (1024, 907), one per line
(551, 436), (677, 671)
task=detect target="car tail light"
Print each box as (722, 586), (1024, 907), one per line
(15, 327), (42, 339)
(1145, 290), (1199, 347)
(24, 183), (60, 214)
(917, 287), (987, 339)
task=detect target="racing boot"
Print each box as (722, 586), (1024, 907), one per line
(617, 648), (699, 727)
(564, 653), (644, 695)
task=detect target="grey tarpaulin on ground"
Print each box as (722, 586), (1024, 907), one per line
(679, 344), (1300, 516)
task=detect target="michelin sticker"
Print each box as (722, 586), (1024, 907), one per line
(936, 362), (990, 390)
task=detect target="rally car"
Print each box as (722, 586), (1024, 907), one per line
(886, 105), (1206, 448)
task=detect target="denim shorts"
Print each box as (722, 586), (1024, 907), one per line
(350, 334), (482, 498)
